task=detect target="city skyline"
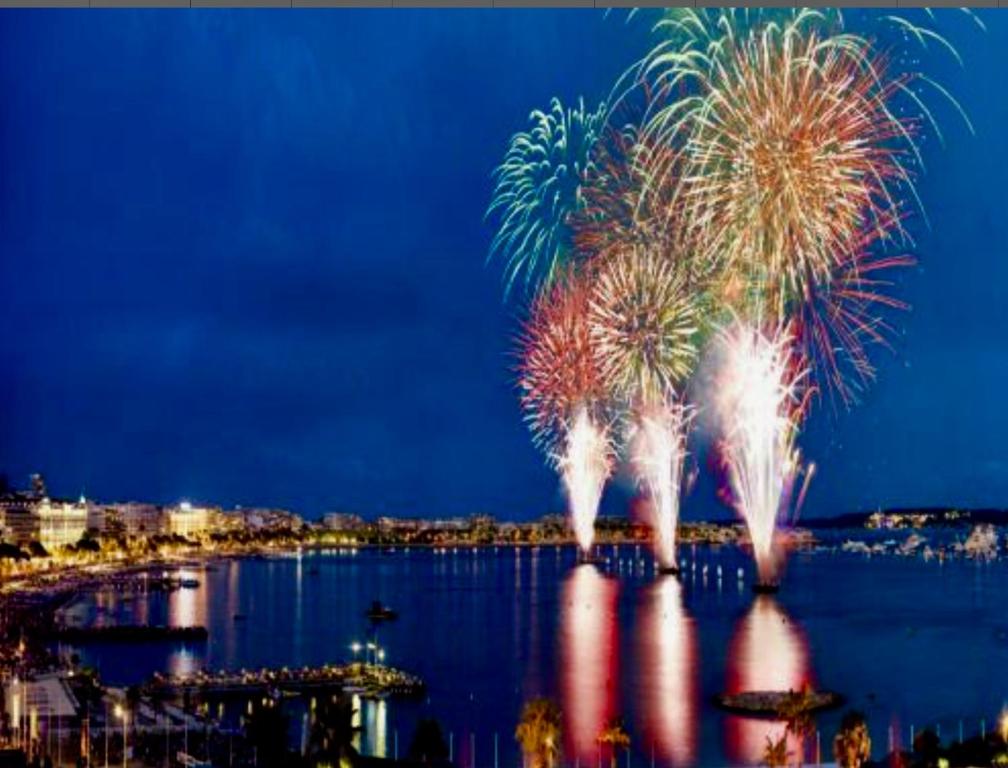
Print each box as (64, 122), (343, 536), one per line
(2, 10), (1007, 520)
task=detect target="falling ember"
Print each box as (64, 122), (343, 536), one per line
(632, 402), (692, 571)
(560, 406), (613, 555)
(716, 321), (808, 587)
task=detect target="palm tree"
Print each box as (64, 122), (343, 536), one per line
(763, 734), (790, 768)
(597, 718), (630, 768)
(306, 693), (358, 768)
(408, 718), (450, 764)
(833, 711), (872, 768)
(515, 698), (561, 768)
(779, 688), (815, 766)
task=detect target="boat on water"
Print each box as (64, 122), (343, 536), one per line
(365, 600), (398, 621)
(233, 613), (248, 622)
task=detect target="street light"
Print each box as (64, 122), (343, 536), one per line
(114, 704), (128, 768)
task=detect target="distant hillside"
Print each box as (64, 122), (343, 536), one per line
(801, 508), (1008, 529)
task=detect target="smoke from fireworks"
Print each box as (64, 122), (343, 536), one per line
(716, 322), (808, 585)
(488, 97), (606, 295)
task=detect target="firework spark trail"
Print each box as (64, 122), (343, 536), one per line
(588, 246), (702, 566)
(716, 322), (807, 585)
(561, 406), (613, 555)
(518, 270), (612, 554)
(632, 402), (692, 570)
(487, 97), (606, 295)
(637, 11), (930, 405)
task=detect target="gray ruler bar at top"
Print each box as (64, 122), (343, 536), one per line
(0, 1), (1004, 9)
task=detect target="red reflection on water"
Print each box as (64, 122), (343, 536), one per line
(560, 565), (619, 765)
(639, 576), (697, 768)
(725, 596), (812, 765)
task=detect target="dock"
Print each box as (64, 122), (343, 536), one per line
(145, 661), (424, 699)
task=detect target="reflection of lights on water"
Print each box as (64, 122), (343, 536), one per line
(351, 694), (363, 753)
(361, 698), (387, 757)
(725, 596), (811, 765)
(639, 577), (696, 767)
(168, 646), (199, 678)
(560, 565), (619, 764)
(168, 569), (206, 628)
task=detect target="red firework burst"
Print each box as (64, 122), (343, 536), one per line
(795, 223), (915, 407)
(516, 268), (607, 455)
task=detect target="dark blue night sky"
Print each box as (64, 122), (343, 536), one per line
(1, 10), (1006, 521)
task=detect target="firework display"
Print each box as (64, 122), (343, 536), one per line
(488, 97), (607, 295)
(715, 322), (809, 587)
(517, 269), (613, 555)
(488, 8), (959, 581)
(589, 246), (699, 405)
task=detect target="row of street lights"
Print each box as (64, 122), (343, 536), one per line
(349, 640), (386, 664)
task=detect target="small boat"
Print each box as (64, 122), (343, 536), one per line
(365, 600), (398, 622)
(180, 578), (200, 589)
(233, 613), (248, 622)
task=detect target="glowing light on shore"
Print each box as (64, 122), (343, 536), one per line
(632, 403), (692, 570)
(717, 322), (807, 585)
(560, 407), (613, 554)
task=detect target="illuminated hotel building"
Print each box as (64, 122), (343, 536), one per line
(165, 502), (216, 538)
(0, 498), (40, 545)
(37, 498), (88, 550)
(107, 502), (165, 536)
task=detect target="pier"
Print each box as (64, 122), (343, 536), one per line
(146, 661), (424, 699)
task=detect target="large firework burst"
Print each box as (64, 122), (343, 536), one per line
(589, 246), (700, 406)
(488, 97), (607, 295)
(680, 18), (914, 323)
(517, 268), (609, 458)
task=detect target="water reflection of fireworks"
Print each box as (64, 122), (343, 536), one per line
(725, 597), (813, 765)
(638, 577), (697, 767)
(560, 566), (619, 764)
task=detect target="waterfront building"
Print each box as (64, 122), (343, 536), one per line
(321, 512), (365, 531)
(165, 502), (217, 538)
(377, 516), (423, 533)
(1, 476), (45, 545)
(37, 498), (88, 550)
(228, 506), (302, 532)
(106, 502), (165, 536)
(83, 499), (106, 533)
(0, 498), (39, 545)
